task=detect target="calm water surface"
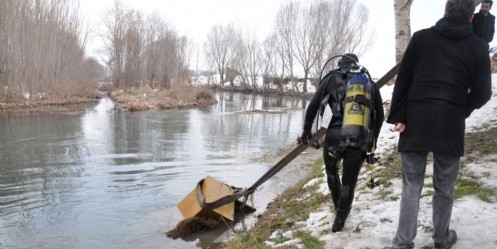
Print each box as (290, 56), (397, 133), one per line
(0, 92), (309, 249)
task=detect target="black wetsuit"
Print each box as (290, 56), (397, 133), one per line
(303, 69), (384, 216)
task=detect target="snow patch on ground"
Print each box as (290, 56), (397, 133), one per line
(266, 74), (497, 248)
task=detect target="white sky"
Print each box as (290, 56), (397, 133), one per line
(80, 0), (496, 78)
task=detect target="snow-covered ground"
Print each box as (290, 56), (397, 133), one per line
(266, 75), (497, 249)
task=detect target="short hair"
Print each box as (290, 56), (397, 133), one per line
(445, 0), (475, 21)
(482, 0), (493, 7)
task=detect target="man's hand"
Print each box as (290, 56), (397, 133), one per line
(392, 123), (406, 133)
(301, 130), (312, 145)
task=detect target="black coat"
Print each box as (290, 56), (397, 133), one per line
(472, 12), (495, 43)
(387, 18), (492, 156)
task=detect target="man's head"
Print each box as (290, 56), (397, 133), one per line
(337, 53), (359, 68)
(445, 0), (476, 22)
(480, 0), (493, 15)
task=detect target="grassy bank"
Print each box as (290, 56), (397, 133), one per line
(109, 83), (217, 111)
(223, 157), (328, 249)
(0, 81), (99, 111)
(222, 127), (497, 249)
(0, 80), (218, 112)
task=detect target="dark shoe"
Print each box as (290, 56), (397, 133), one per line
(331, 216), (345, 232)
(434, 230), (457, 249)
(331, 208), (349, 232)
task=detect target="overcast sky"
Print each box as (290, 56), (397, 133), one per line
(79, 0), (494, 78)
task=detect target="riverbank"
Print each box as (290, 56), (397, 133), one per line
(222, 79), (497, 249)
(0, 79), (316, 112)
(0, 82), (100, 111)
(223, 131), (497, 249)
(0, 96), (99, 111)
(0, 82), (218, 112)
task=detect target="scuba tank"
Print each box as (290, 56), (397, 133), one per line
(340, 73), (373, 151)
(314, 54), (380, 189)
(315, 54), (376, 152)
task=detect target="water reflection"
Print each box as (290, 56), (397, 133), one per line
(0, 91), (309, 249)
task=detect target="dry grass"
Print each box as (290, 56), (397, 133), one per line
(0, 80), (99, 111)
(98, 82), (114, 92)
(0, 78), (217, 111)
(47, 80), (98, 98)
(109, 81), (217, 111)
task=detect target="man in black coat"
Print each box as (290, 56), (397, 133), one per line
(472, 0), (495, 43)
(301, 54), (384, 233)
(384, 0), (492, 249)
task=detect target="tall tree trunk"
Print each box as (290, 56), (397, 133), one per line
(394, 0), (414, 63)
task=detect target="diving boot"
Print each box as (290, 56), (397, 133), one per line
(331, 209), (350, 232)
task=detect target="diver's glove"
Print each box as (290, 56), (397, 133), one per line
(301, 130), (312, 145)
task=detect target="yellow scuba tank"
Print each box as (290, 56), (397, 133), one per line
(340, 73), (373, 151)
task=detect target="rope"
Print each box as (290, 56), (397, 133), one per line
(196, 127), (327, 210)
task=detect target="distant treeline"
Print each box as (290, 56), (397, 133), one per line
(0, 0), (105, 102)
(0, 0), (372, 103)
(202, 0), (370, 94)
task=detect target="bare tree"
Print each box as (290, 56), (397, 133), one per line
(261, 35), (276, 91)
(203, 24), (237, 85)
(262, 33), (286, 92)
(232, 31), (248, 89)
(157, 29), (180, 88)
(275, 1), (299, 91)
(293, 3), (320, 93)
(272, 0), (370, 93)
(0, 0), (20, 101)
(143, 13), (164, 88)
(123, 10), (145, 89)
(142, 13), (186, 89)
(102, 1), (192, 90)
(176, 36), (193, 79)
(273, 34), (289, 92)
(0, 0), (89, 101)
(232, 28), (262, 90)
(320, 0), (370, 72)
(246, 34), (262, 90)
(102, 0), (128, 89)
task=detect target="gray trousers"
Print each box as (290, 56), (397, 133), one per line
(392, 151), (460, 248)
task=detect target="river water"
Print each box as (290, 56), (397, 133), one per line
(0, 92), (310, 249)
